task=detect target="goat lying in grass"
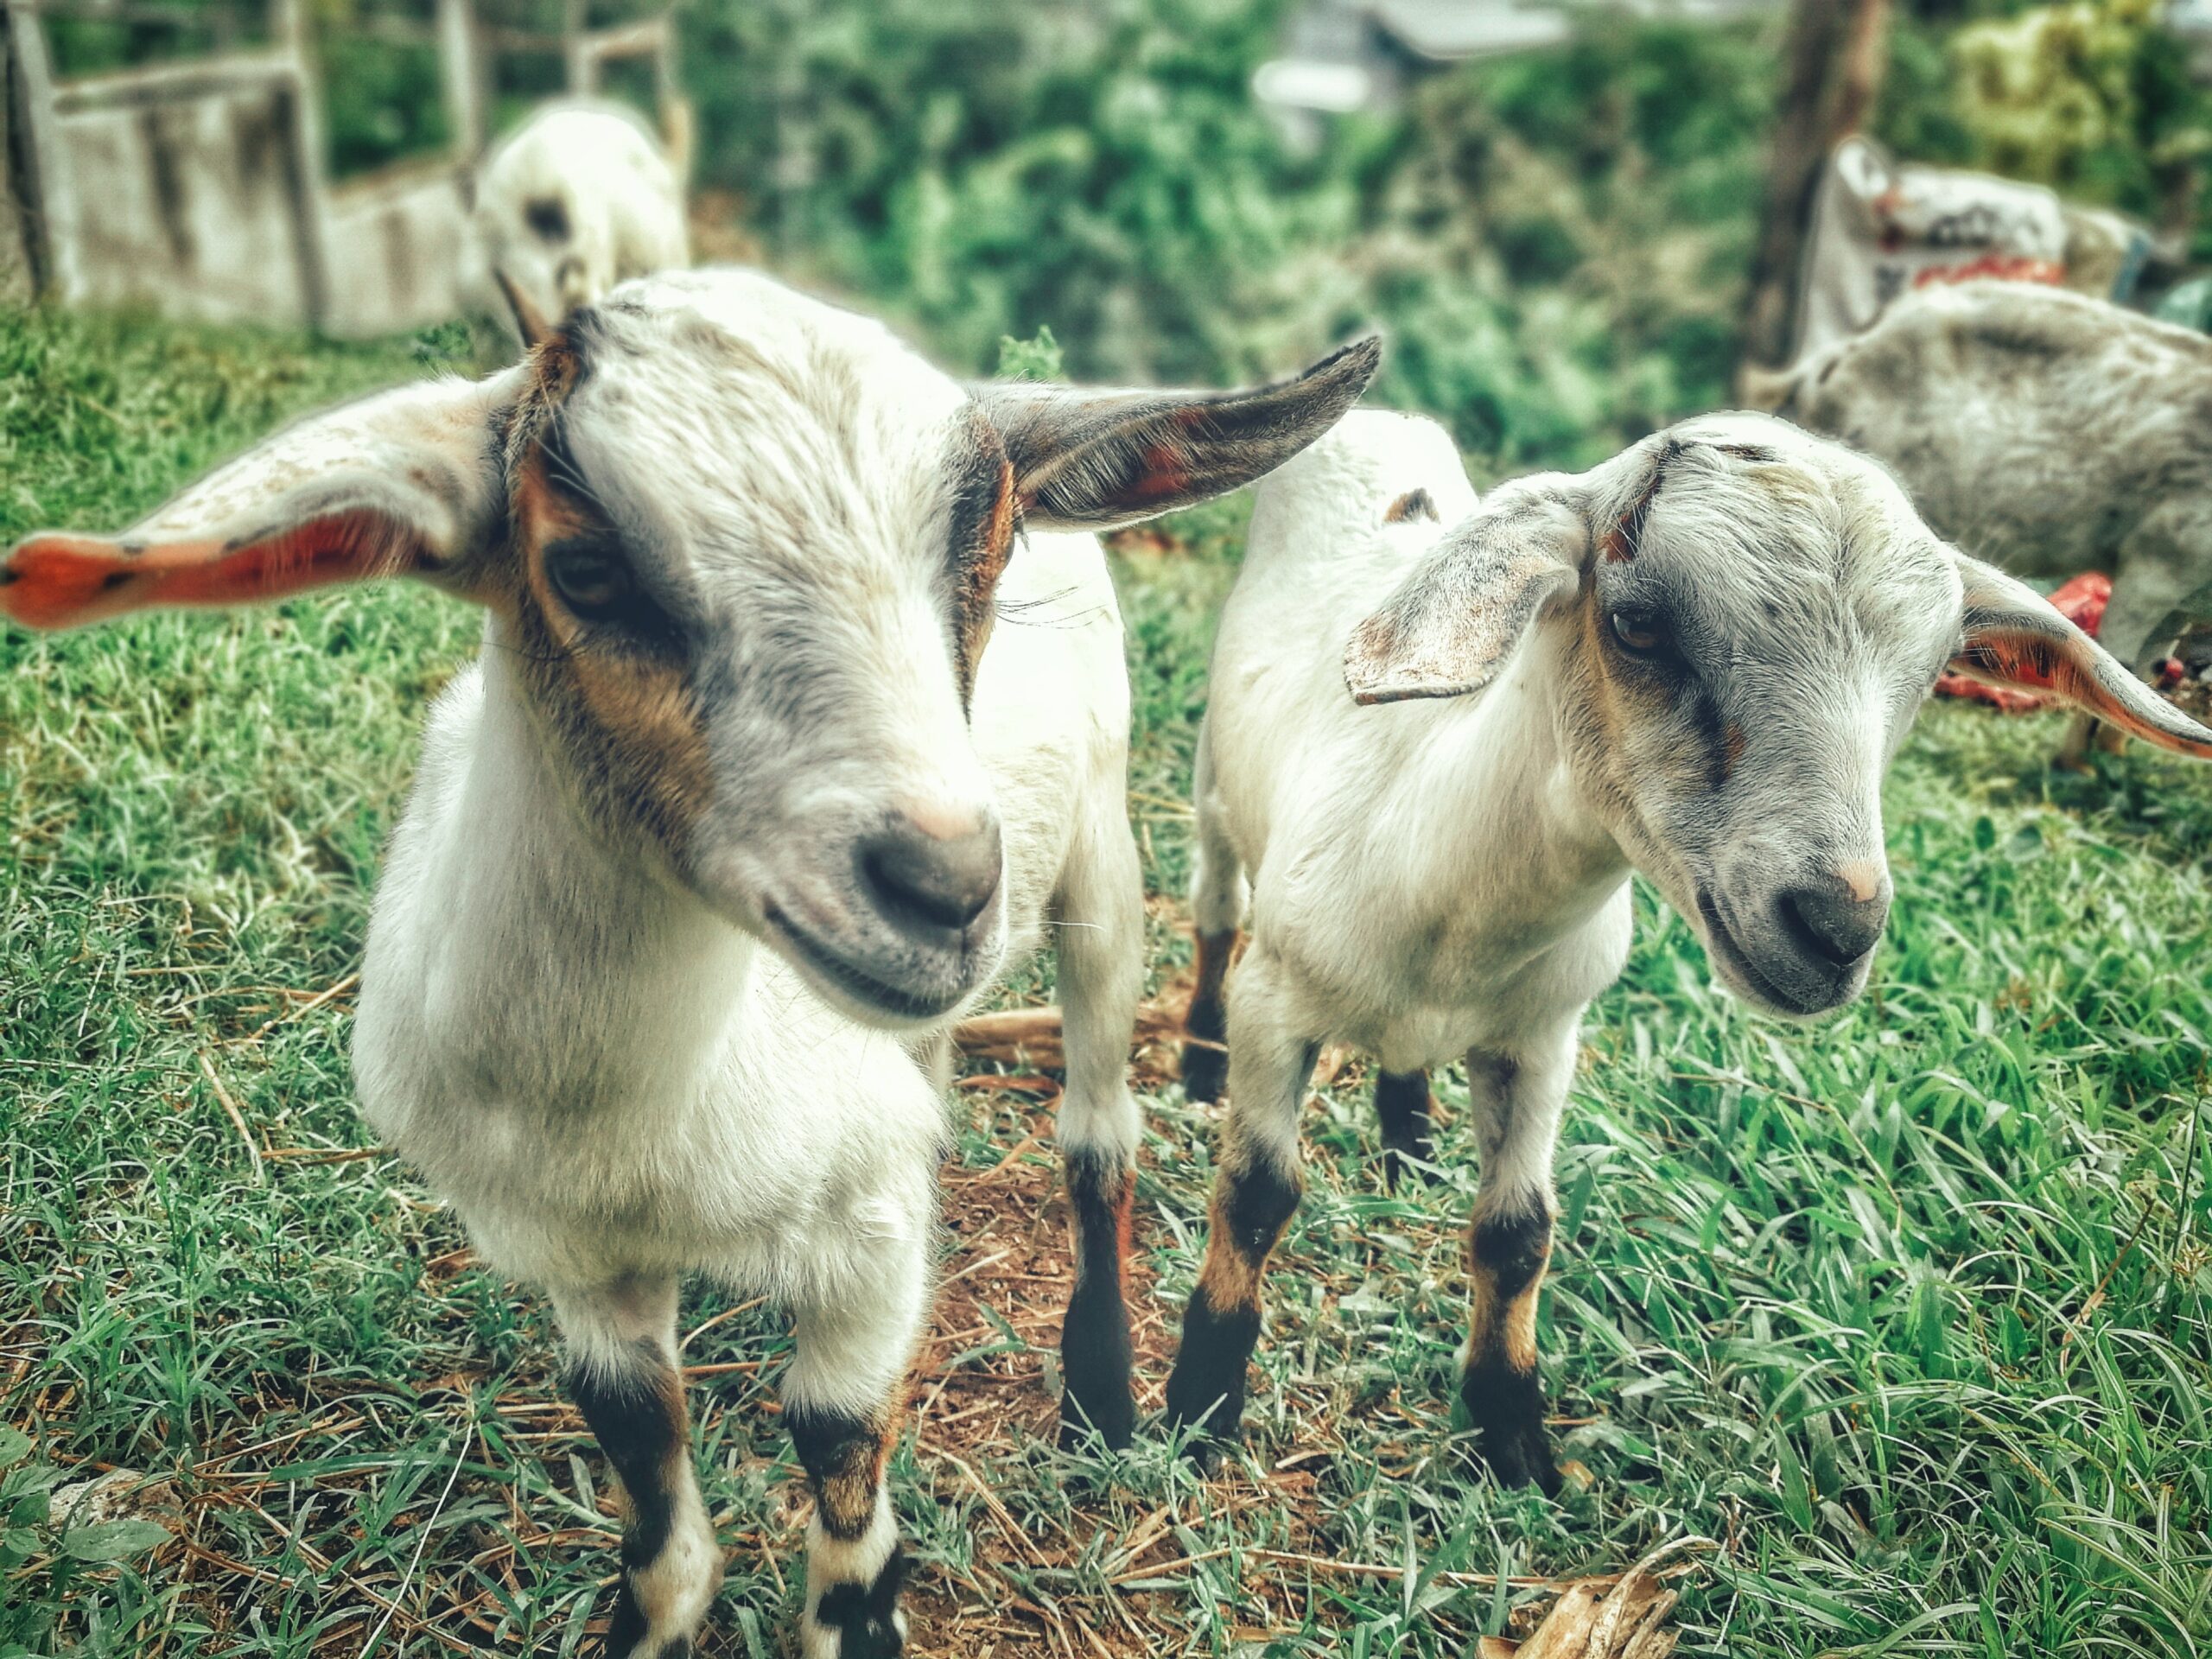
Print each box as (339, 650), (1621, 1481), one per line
(1167, 408), (2212, 1492)
(466, 101), (691, 346)
(1770, 281), (2212, 763)
(0, 269), (1376, 1656)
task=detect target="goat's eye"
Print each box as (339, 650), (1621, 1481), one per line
(1609, 607), (1670, 657)
(543, 540), (634, 621)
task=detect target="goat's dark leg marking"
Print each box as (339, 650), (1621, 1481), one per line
(1459, 1204), (1559, 1495)
(1166, 971), (1316, 1448)
(557, 1278), (721, 1659)
(1050, 815), (1145, 1449)
(1059, 1147), (1136, 1447)
(784, 1246), (925, 1659)
(1373, 1068), (1434, 1187)
(1180, 926), (1235, 1103)
(1455, 1039), (1572, 1496)
(788, 1404), (906, 1658)
(1164, 1146), (1302, 1441)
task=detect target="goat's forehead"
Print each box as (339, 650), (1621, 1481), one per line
(565, 272), (969, 465)
(1616, 461), (1958, 662)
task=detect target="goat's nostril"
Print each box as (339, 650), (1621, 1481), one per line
(1778, 880), (1889, 968)
(860, 817), (1003, 935)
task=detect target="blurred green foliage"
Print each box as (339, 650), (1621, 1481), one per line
(1882, 0), (2212, 253)
(682, 0), (1774, 473)
(30, 0), (2211, 468)
(677, 0), (2205, 471)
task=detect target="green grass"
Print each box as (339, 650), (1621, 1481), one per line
(3, 304), (2211, 1658)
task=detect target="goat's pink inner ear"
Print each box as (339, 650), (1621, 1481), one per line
(2, 510), (414, 631)
(1951, 625), (2212, 760)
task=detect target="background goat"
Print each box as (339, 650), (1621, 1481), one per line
(464, 102), (692, 346)
(1770, 281), (2212, 760)
(1166, 408), (2212, 1492)
(0, 269), (1376, 1656)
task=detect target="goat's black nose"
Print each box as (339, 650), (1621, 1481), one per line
(860, 814), (1003, 935)
(1777, 865), (1891, 967)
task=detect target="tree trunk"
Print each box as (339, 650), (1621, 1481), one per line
(1739, 0), (1892, 374)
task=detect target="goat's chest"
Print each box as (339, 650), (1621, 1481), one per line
(1263, 855), (1631, 1073)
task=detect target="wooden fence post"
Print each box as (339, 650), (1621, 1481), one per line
(270, 0), (332, 331)
(436, 0), (483, 159)
(4, 0), (79, 301)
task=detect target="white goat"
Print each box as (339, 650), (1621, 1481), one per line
(1164, 409), (2212, 1492)
(466, 102), (690, 346)
(1770, 281), (2212, 759)
(0, 269), (1377, 1657)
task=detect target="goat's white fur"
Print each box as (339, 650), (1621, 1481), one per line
(1173, 404), (2212, 1489)
(356, 537), (1138, 1659)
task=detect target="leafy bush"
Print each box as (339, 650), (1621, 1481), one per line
(682, 1), (1777, 472)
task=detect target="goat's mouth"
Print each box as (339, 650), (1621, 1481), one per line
(1694, 889), (1855, 1020)
(763, 902), (978, 1028)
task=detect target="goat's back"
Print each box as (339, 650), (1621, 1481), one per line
(1202, 410), (1478, 877)
(1780, 282), (2212, 579)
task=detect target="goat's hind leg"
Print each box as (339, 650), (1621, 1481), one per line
(1374, 1068), (1435, 1188)
(1181, 723), (1246, 1103)
(1051, 807), (1147, 1449)
(555, 1275), (722, 1659)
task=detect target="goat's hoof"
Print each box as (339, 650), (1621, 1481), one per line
(1168, 1423), (1226, 1473)
(1179, 1041), (1227, 1102)
(1381, 1139), (1437, 1189)
(1058, 1389), (1136, 1453)
(1465, 1421), (1562, 1497)
(1160, 1395), (1242, 1470)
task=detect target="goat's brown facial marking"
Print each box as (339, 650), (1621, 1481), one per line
(1598, 441), (1676, 563)
(943, 410), (1019, 704)
(503, 353), (714, 871)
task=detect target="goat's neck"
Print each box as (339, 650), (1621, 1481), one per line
(1390, 640), (1629, 936)
(445, 633), (760, 1090)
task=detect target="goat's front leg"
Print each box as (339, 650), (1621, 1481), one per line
(1164, 950), (1313, 1446)
(785, 1243), (928, 1658)
(1052, 809), (1147, 1449)
(1458, 1024), (1577, 1496)
(555, 1276), (722, 1659)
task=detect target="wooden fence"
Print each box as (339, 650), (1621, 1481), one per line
(1, 0), (686, 335)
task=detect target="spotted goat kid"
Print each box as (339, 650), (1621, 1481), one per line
(0, 270), (1378, 1658)
(1167, 408), (2212, 1492)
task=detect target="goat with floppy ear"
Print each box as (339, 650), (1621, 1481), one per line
(1166, 408), (2212, 1495)
(3, 267), (1381, 1658)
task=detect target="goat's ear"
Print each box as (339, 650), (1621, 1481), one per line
(1950, 553), (2212, 759)
(494, 267), (557, 353)
(2, 371), (522, 632)
(971, 336), (1382, 531)
(1344, 480), (1585, 706)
